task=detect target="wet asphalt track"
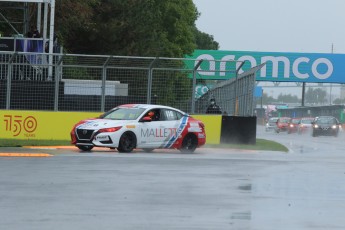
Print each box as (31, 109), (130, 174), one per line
(1, 126), (345, 230)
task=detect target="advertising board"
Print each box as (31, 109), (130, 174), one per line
(187, 50), (345, 83)
(0, 110), (101, 140)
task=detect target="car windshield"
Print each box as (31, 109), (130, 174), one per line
(269, 118), (278, 122)
(291, 119), (300, 124)
(315, 118), (335, 125)
(301, 119), (313, 124)
(280, 118), (290, 123)
(99, 107), (146, 120)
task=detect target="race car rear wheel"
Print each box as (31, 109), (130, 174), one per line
(117, 132), (137, 153)
(179, 134), (198, 153)
(77, 145), (94, 151)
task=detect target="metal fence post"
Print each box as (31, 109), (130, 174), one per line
(249, 74), (255, 116)
(6, 52), (17, 110)
(191, 59), (203, 114)
(54, 54), (64, 111)
(234, 61), (245, 116)
(147, 58), (158, 104)
(101, 56), (112, 112)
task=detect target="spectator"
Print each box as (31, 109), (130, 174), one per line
(45, 33), (60, 53)
(27, 26), (41, 38)
(206, 98), (222, 114)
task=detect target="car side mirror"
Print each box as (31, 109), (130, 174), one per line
(140, 116), (152, 122)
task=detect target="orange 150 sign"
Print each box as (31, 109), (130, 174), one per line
(3, 115), (38, 137)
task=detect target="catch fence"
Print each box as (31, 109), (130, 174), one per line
(0, 50), (261, 115)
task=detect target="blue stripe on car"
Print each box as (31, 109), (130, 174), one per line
(164, 116), (189, 148)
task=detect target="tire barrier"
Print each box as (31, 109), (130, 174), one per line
(220, 116), (256, 145)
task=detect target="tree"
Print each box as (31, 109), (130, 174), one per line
(59, 0), (217, 106)
(333, 98), (345, 105)
(276, 93), (300, 104)
(193, 28), (219, 50)
(60, 0), (198, 57)
(305, 88), (327, 105)
(260, 92), (276, 105)
(1, 0), (219, 56)
(54, 0), (101, 53)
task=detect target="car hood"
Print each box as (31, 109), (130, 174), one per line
(279, 122), (289, 125)
(77, 119), (133, 130)
(316, 124), (334, 128)
(301, 124), (312, 127)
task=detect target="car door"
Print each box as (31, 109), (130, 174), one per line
(138, 108), (185, 148)
(158, 109), (186, 148)
(138, 108), (171, 148)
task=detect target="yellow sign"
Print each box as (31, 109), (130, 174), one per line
(192, 115), (222, 144)
(0, 110), (100, 140)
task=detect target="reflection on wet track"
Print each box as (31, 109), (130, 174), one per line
(0, 125), (345, 229)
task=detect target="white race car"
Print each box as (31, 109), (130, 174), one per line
(70, 104), (206, 153)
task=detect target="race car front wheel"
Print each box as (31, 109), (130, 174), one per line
(77, 145), (94, 151)
(118, 132), (137, 153)
(179, 134), (198, 153)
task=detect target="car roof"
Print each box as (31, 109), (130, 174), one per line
(315, 116), (335, 119)
(115, 104), (187, 114)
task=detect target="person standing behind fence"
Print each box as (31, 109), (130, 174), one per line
(206, 98), (222, 114)
(27, 26), (41, 38)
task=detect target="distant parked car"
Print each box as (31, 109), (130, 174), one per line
(275, 117), (291, 133)
(287, 117), (301, 134)
(311, 116), (340, 137)
(298, 117), (314, 134)
(265, 117), (279, 132)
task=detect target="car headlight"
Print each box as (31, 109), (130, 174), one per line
(314, 124), (319, 128)
(98, 126), (122, 133)
(332, 125), (337, 129)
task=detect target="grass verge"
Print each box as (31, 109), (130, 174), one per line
(204, 138), (288, 152)
(0, 138), (288, 152)
(0, 139), (72, 147)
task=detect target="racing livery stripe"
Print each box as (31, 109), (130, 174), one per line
(164, 115), (189, 148)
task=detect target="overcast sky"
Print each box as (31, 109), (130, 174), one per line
(193, 0), (345, 99)
(193, 0), (345, 54)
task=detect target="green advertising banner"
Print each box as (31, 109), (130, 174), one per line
(187, 50), (345, 83)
